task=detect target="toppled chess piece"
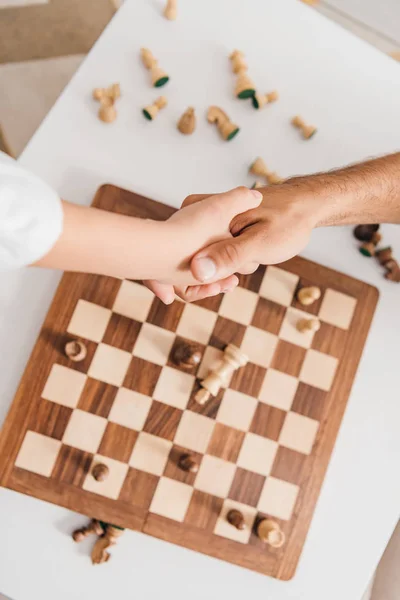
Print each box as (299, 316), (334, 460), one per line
(376, 246), (393, 265)
(195, 343), (248, 405)
(229, 50), (247, 74)
(72, 519), (103, 543)
(92, 83), (121, 103)
(385, 264), (400, 282)
(229, 50), (255, 99)
(359, 230), (382, 257)
(252, 90), (279, 110)
(92, 83), (121, 123)
(65, 340), (87, 362)
(353, 224), (380, 242)
(291, 115), (317, 139)
(140, 48), (169, 87)
(296, 318), (321, 333)
(172, 341), (202, 370)
(249, 157), (282, 185)
(177, 107), (196, 135)
(207, 106), (240, 141)
(143, 96), (167, 120)
(251, 180), (264, 190)
(257, 518), (286, 548)
(227, 509), (246, 530)
(92, 463), (109, 482)
(91, 524), (125, 565)
(297, 286), (321, 306)
(164, 0), (177, 20)
(178, 453), (199, 473)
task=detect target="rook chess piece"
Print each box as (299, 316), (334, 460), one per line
(91, 524), (125, 565)
(72, 519), (103, 543)
(172, 341), (202, 369)
(140, 48), (169, 87)
(252, 90), (279, 110)
(164, 0), (177, 20)
(177, 107), (196, 135)
(227, 509), (246, 530)
(143, 96), (167, 120)
(207, 106), (240, 141)
(296, 318), (321, 333)
(249, 157), (283, 185)
(257, 518), (286, 548)
(291, 115), (317, 139)
(65, 340), (87, 362)
(178, 453), (199, 473)
(195, 343), (248, 405)
(92, 463), (109, 482)
(297, 286), (321, 306)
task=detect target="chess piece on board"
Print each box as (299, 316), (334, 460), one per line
(257, 519), (286, 548)
(291, 115), (317, 139)
(92, 463), (109, 482)
(229, 50), (247, 74)
(72, 519), (103, 543)
(178, 453), (199, 473)
(177, 107), (196, 135)
(296, 286), (321, 306)
(172, 341), (202, 370)
(65, 340), (87, 362)
(353, 224), (380, 242)
(227, 509), (246, 530)
(249, 157), (283, 185)
(195, 343), (248, 405)
(91, 524), (125, 565)
(252, 90), (279, 110)
(207, 106), (240, 141)
(143, 96), (167, 120)
(164, 0), (177, 20)
(296, 318), (321, 333)
(140, 48), (170, 87)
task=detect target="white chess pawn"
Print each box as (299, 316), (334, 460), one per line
(195, 344), (248, 405)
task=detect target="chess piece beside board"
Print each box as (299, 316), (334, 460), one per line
(0, 185), (378, 580)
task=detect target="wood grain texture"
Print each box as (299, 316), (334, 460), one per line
(0, 184), (379, 582)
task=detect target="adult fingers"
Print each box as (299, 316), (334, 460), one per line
(143, 280), (175, 305)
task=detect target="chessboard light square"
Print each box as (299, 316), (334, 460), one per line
(318, 289), (357, 330)
(133, 323), (175, 366)
(62, 409), (107, 453)
(194, 455), (236, 498)
(240, 326), (278, 368)
(67, 299), (111, 343)
(42, 364), (86, 408)
(174, 411), (215, 453)
(83, 454), (129, 499)
(219, 286), (258, 326)
(108, 388), (152, 431)
(153, 366), (195, 410)
(300, 349), (338, 392)
(15, 431), (61, 476)
(112, 280), (154, 322)
(129, 432), (172, 476)
(237, 433), (278, 476)
(279, 307), (319, 349)
(150, 477), (193, 522)
(214, 499), (257, 543)
(216, 389), (257, 431)
(279, 411), (319, 455)
(259, 267), (299, 307)
(176, 303), (217, 345)
(258, 477), (299, 520)
(88, 343), (132, 387)
(197, 346), (224, 381)
(259, 368), (298, 410)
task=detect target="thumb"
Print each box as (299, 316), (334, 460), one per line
(191, 226), (263, 282)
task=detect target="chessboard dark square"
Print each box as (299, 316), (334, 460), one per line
(207, 423), (245, 462)
(29, 400), (72, 440)
(209, 316), (246, 351)
(229, 362), (266, 398)
(143, 401), (182, 441)
(238, 266), (266, 293)
(291, 277), (325, 315)
(51, 445), (92, 486)
(228, 467), (265, 507)
(78, 274), (121, 309)
(185, 489), (223, 531)
(167, 336), (206, 376)
(192, 294), (223, 312)
(102, 313), (142, 352)
(98, 422), (138, 463)
(119, 467), (159, 510)
(123, 357), (162, 396)
(249, 403), (286, 441)
(270, 446), (308, 486)
(164, 445), (203, 485)
(271, 340), (307, 378)
(312, 321), (348, 360)
(147, 297), (185, 332)
(78, 377), (118, 418)
(251, 298), (287, 335)
(291, 382), (327, 421)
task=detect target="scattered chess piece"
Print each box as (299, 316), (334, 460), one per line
(98, 97), (117, 123)
(229, 50), (247, 74)
(297, 286), (321, 306)
(91, 524), (125, 565)
(252, 90), (279, 110)
(207, 106), (240, 141)
(359, 241), (377, 257)
(291, 115), (317, 139)
(172, 341), (202, 369)
(163, 0), (177, 20)
(65, 340), (87, 362)
(92, 463), (109, 482)
(257, 519), (286, 548)
(140, 48), (169, 87)
(143, 96), (167, 120)
(195, 343), (248, 405)
(376, 247), (393, 266)
(235, 70), (256, 99)
(92, 83), (121, 103)
(296, 318), (321, 333)
(249, 157), (283, 185)
(353, 224), (380, 242)
(177, 107), (196, 135)
(251, 181), (264, 190)
(227, 509), (246, 530)
(385, 262), (400, 282)
(178, 453), (199, 473)
(72, 519), (103, 543)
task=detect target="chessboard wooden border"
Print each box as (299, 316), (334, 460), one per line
(0, 184), (379, 580)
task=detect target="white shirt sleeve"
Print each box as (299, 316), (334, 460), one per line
(0, 151), (63, 270)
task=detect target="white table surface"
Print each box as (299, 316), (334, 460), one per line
(1, 1), (400, 598)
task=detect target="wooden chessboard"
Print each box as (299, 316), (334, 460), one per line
(0, 185), (378, 580)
